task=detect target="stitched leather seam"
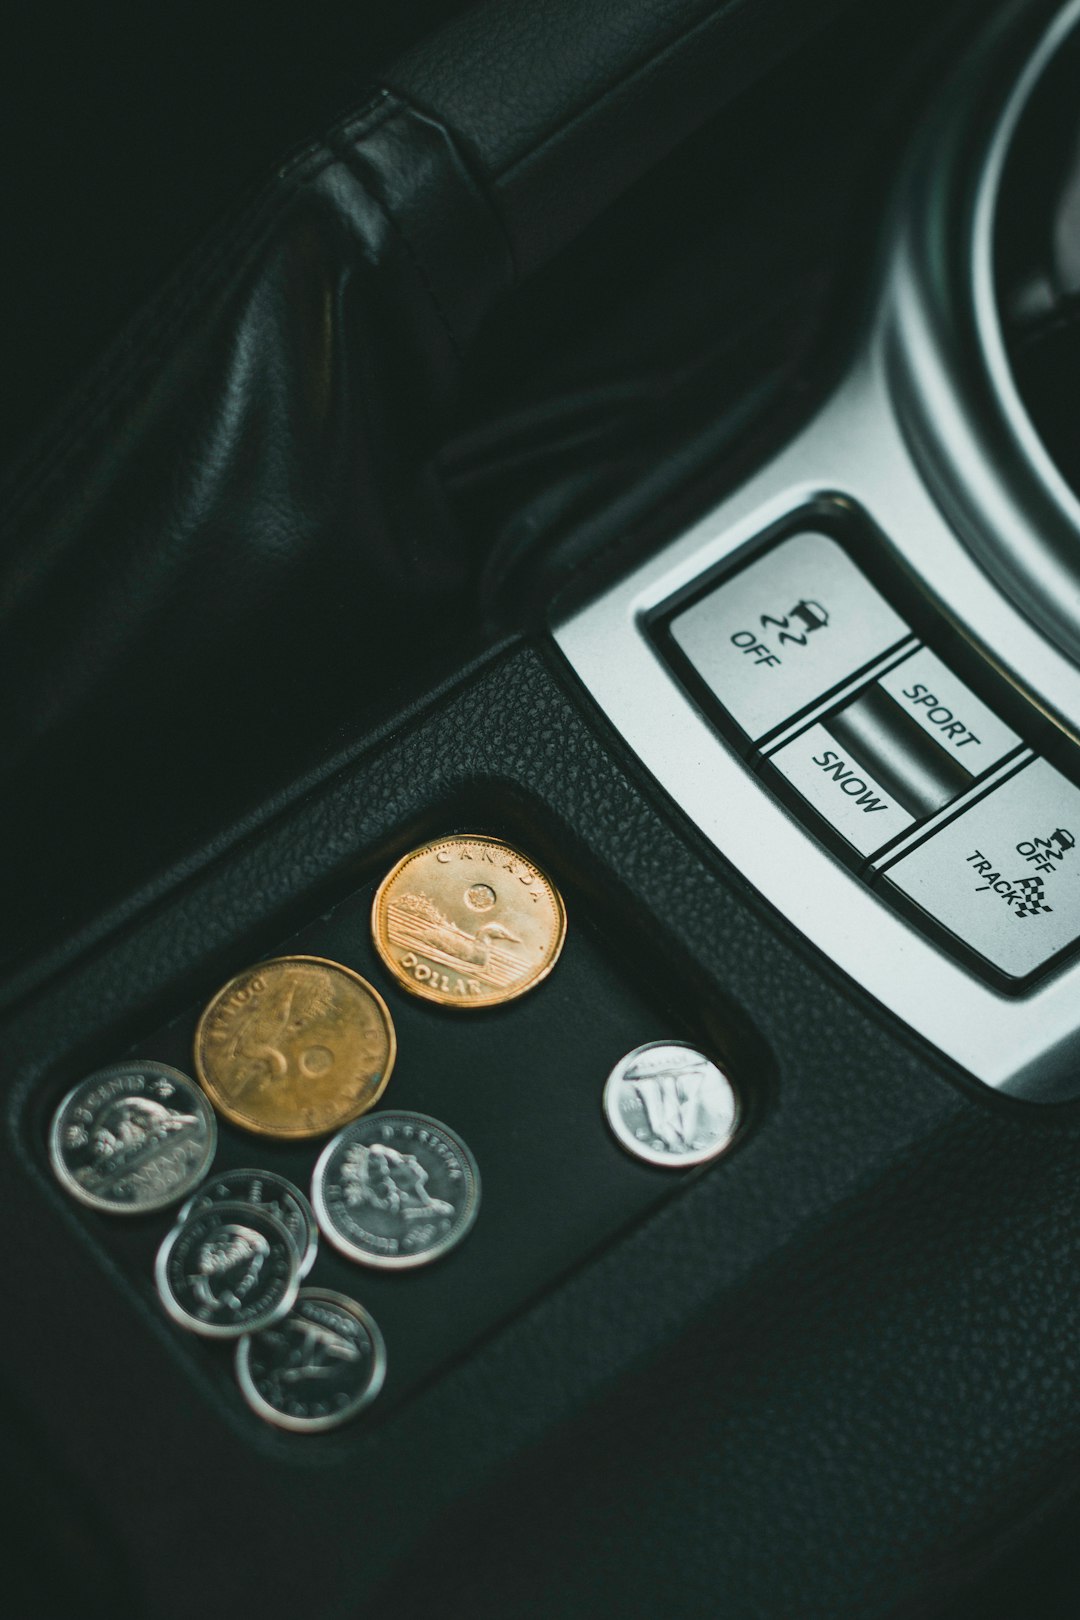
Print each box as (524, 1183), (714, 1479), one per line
(2, 92), (394, 531)
(327, 88), (400, 150)
(329, 97), (466, 361)
(381, 85), (518, 283)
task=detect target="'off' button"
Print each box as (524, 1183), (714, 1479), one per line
(669, 532), (909, 742)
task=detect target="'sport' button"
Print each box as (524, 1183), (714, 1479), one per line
(876, 646), (1020, 775)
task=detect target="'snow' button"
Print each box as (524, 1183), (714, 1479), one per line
(770, 721), (914, 858)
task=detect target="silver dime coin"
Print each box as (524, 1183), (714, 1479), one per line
(177, 1169), (318, 1278)
(235, 1288), (387, 1432)
(312, 1110), (480, 1271)
(48, 1061), (217, 1215)
(603, 1041), (740, 1168)
(155, 1201), (299, 1338)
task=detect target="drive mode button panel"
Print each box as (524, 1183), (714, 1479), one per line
(885, 759), (1080, 979)
(668, 532), (909, 742)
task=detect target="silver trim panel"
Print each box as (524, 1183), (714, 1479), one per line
(554, 3), (1080, 1100)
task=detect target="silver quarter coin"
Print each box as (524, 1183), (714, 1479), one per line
(177, 1169), (318, 1278)
(311, 1110), (480, 1270)
(603, 1041), (740, 1168)
(235, 1288), (387, 1432)
(155, 1201), (299, 1338)
(48, 1061), (217, 1215)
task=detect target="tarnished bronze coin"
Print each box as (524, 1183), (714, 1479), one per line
(372, 834), (567, 1008)
(194, 956), (395, 1138)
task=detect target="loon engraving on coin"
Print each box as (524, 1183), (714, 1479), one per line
(194, 956), (396, 1138)
(155, 1201), (299, 1338)
(603, 1042), (740, 1168)
(235, 1288), (387, 1432)
(178, 1169), (318, 1277)
(311, 1111), (480, 1269)
(371, 834), (566, 1008)
(49, 1061), (217, 1214)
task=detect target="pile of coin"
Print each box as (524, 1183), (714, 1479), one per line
(48, 833), (743, 1431)
(46, 835), (565, 1431)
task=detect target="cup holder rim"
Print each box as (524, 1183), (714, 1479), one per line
(883, 0), (1080, 665)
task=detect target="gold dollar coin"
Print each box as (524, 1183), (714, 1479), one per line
(194, 956), (395, 1138)
(372, 834), (567, 1009)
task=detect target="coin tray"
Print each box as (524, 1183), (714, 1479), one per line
(30, 825), (767, 1425)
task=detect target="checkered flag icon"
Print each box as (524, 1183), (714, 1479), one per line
(1014, 877), (1053, 919)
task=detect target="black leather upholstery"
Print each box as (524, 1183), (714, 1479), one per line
(0, 0), (884, 975)
(0, 92), (510, 972)
(385, 0), (856, 275)
(0, 0), (479, 462)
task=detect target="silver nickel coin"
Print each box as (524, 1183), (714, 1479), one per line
(312, 1110), (480, 1271)
(177, 1169), (318, 1278)
(155, 1201), (299, 1338)
(48, 1061), (217, 1215)
(235, 1288), (387, 1432)
(603, 1041), (740, 1168)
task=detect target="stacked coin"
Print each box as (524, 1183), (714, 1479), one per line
(156, 1199), (301, 1340)
(155, 1166), (388, 1431)
(178, 1168), (320, 1277)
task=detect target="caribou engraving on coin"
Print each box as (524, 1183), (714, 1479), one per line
(49, 1062), (217, 1214)
(178, 1169), (318, 1277)
(312, 1111), (480, 1269)
(235, 1289), (387, 1432)
(194, 956), (396, 1138)
(371, 835), (567, 1008)
(340, 1139), (454, 1220)
(603, 1042), (740, 1168)
(191, 1223), (270, 1312)
(155, 1201), (299, 1338)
